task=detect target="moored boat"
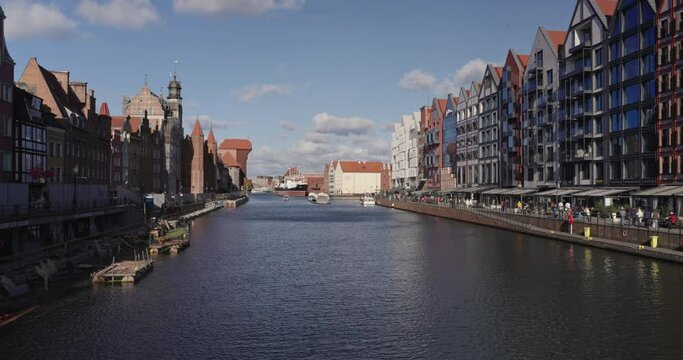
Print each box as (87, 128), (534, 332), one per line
(315, 193), (331, 204)
(360, 194), (375, 206)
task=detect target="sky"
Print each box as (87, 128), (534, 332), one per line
(4, 0), (576, 176)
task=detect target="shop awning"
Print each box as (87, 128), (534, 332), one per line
(633, 186), (683, 197)
(533, 189), (582, 197)
(456, 186), (495, 194)
(573, 188), (634, 197)
(482, 188), (513, 195)
(507, 188), (537, 195)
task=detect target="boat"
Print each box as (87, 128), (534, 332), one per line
(274, 183), (308, 197)
(283, 195), (289, 201)
(0, 306), (38, 328)
(360, 194), (375, 206)
(315, 193), (331, 204)
(308, 192), (330, 204)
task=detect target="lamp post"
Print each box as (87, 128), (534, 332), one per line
(72, 164), (79, 209)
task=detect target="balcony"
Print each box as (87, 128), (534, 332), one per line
(569, 39), (593, 54)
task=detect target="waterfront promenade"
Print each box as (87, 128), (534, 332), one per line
(376, 197), (683, 263)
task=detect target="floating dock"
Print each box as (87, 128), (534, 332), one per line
(149, 238), (190, 255)
(91, 259), (154, 285)
(225, 196), (249, 208)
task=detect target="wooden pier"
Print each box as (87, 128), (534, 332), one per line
(91, 258), (154, 285)
(149, 238), (190, 255)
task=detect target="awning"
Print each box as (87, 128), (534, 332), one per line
(633, 186), (683, 197)
(455, 186), (495, 194)
(573, 188), (634, 197)
(533, 189), (582, 197)
(507, 188), (537, 195)
(482, 188), (513, 195)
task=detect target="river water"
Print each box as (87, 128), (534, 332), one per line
(2, 195), (683, 359)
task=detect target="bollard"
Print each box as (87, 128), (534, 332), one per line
(584, 227), (591, 239)
(650, 235), (658, 248)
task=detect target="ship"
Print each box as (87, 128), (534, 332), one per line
(274, 182), (308, 197)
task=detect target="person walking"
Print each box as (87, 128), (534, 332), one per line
(584, 206), (591, 223)
(636, 208), (644, 227)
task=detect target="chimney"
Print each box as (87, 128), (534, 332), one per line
(51, 71), (70, 96)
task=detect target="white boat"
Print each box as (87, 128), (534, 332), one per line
(360, 194), (375, 206)
(315, 193), (331, 205)
(283, 195), (289, 201)
(308, 193), (317, 202)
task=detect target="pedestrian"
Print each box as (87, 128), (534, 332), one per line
(568, 210), (574, 234)
(584, 206), (591, 223)
(670, 212), (678, 228)
(636, 208), (644, 227)
(644, 208), (652, 228)
(619, 207), (626, 224)
(652, 209), (660, 230)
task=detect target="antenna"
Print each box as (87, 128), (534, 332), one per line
(173, 60), (179, 79)
(144, 73), (148, 87)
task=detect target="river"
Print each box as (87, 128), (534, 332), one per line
(2, 194), (683, 359)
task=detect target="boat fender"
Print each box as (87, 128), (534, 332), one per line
(622, 230), (627, 237)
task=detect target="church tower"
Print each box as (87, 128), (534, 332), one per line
(166, 70), (183, 194)
(190, 119), (204, 194)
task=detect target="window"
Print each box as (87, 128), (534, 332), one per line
(623, 134), (639, 154)
(642, 27), (655, 48)
(547, 70), (553, 84)
(624, 160), (639, 179)
(642, 132), (656, 152)
(611, 89), (621, 109)
(623, 58), (639, 80)
(624, 5), (638, 31)
(596, 94), (604, 111)
(623, 34), (639, 56)
(610, 66), (621, 85)
(624, 109), (640, 129)
(643, 79), (655, 101)
(0, 151), (10, 172)
(611, 113), (622, 132)
(596, 117), (604, 133)
(595, 48), (604, 66)
(610, 161), (622, 180)
(623, 84), (640, 105)
(611, 13), (622, 36)
(642, 2), (654, 22)
(642, 159), (657, 179)
(595, 70), (604, 89)
(610, 42), (620, 61)
(642, 53), (655, 73)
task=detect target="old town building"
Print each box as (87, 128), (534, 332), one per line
(500, 49), (528, 188)
(218, 139), (253, 189)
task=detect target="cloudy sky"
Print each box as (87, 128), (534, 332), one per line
(4, 0), (574, 176)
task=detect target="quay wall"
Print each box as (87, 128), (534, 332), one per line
(376, 199), (683, 264)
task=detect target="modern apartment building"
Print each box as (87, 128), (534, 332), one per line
(500, 49), (528, 188)
(424, 98), (447, 190)
(442, 94), (459, 190)
(559, 0), (617, 186)
(605, 0), (657, 186)
(522, 28), (566, 188)
(456, 81), (482, 187)
(478, 66), (502, 186)
(656, 0), (683, 183)
(391, 112), (421, 190)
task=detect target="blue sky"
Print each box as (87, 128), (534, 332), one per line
(5, 0), (576, 176)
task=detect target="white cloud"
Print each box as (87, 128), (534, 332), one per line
(236, 83), (292, 103)
(173, 0), (305, 16)
(77, 0), (160, 30)
(279, 121), (296, 131)
(398, 69), (435, 90)
(249, 112), (389, 175)
(4, 1), (78, 40)
(398, 58), (494, 96)
(312, 112), (374, 136)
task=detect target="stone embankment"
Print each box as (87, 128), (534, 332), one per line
(377, 199), (683, 264)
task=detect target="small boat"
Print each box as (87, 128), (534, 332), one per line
(283, 195), (289, 201)
(308, 193), (318, 202)
(0, 306), (38, 328)
(360, 194), (375, 206)
(315, 193), (331, 204)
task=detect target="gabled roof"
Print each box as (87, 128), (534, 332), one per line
(545, 30), (567, 49)
(221, 152), (239, 167)
(338, 161), (383, 173)
(220, 138), (253, 150)
(112, 116), (142, 133)
(494, 67), (503, 79)
(99, 102), (110, 117)
(18, 57), (85, 121)
(595, 0), (618, 16)
(446, 94), (459, 112)
(191, 119), (203, 137)
(517, 54), (529, 67)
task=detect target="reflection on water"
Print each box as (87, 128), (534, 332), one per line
(1, 195), (683, 359)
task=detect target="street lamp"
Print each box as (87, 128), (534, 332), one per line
(72, 164), (79, 208)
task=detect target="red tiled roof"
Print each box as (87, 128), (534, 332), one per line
(111, 116), (142, 133)
(219, 138), (253, 150)
(207, 129), (217, 144)
(594, 0), (618, 16)
(494, 66), (503, 78)
(99, 102), (110, 117)
(546, 30), (568, 47)
(517, 54), (529, 67)
(437, 99), (447, 113)
(221, 152), (239, 167)
(338, 161), (383, 173)
(191, 119), (203, 137)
